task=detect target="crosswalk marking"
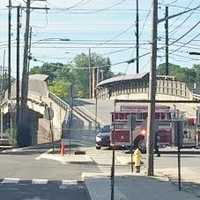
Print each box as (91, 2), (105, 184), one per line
(0, 178), (79, 187)
(2, 178), (20, 184)
(32, 179), (48, 184)
(62, 180), (77, 185)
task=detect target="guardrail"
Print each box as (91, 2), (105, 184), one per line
(49, 92), (69, 110)
(49, 92), (96, 126)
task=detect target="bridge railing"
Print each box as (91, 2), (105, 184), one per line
(97, 78), (193, 100)
(49, 92), (69, 110)
(49, 92), (97, 127)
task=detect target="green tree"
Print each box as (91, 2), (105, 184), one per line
(30, 63), (64, 82)
(157, 63), (186, 80)
(30, 52), (113, 99)
(49, 80), (71, 99)
(29, 66), (41, 74)
(157, 63), (197, 90)
(71, 53), (113, 97)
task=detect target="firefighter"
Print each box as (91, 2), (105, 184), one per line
(133, 147), (142, 173)
(155, 131), (160, 157)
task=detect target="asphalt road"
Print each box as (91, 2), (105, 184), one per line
(0, 181), (90, 200)
(0, 149), (97, 200)
(1, 144), (200, 200)
(0, 153), (100, 180)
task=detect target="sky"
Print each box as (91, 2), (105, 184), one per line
(0, 0), (200, 78)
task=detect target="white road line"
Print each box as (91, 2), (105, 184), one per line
(2, 178), (20, 184)
(62, 180), (77, 185)
(32, 179), (48, 184)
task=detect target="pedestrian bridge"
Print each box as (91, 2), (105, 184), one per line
(96, 73), (200, 117)
(1, 73), (200, 145)
(1, 75), (96, 145)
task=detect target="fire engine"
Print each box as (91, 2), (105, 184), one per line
(111, 105), (173, 151)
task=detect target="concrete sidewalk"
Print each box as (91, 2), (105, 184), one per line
(84, 175), (199, 200)
(35, 152), (94, 164)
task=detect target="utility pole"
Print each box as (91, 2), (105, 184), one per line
(8, 0), (12, 138)
(27, 26), (33, 72)
(147, 0), (158, 176)
(1, 50), (6, 139)
(16, 6), (21, 144)
(19, 0), (48, 146)
(165, 6), (169, 76)
(136, 0), (139, 74)
(21, 0), (31, 109)
(88, 48), (92, 98)
(20, 0), (31, 146)
(8, 0), (12, 99)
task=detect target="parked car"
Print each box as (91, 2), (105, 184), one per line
(96, 125), (111, 149)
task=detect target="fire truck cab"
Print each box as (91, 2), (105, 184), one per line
(111, 105), (173, 151)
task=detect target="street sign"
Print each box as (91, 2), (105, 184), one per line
(44, 107), (54, 120)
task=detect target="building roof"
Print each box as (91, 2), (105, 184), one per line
(97, 72), (148, 87)
(29, 74), (49, 81)
(5, 74), (49, 100)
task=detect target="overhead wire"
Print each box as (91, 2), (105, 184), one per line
(169, 10), (194, 34)
(139, 5), (152, 37)
(167, 0), (194, 28)
(166, 0), (180, 4)
(48, 0), (127, 13)
(47, 0), (87, 10)
(77, 0), (128, 14)
(170, 32), (200, 53)
(102, 47), (133, 56)
(158, 3), (200, 16)
(168, 20), (200, 46)
(172, 53), (200, 61)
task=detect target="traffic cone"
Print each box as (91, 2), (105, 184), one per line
(60, 142), (65, 156)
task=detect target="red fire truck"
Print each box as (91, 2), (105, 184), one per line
(111, 105), (173, 150)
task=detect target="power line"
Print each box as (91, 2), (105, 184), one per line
(169, 9), (194, 34)
(47, 0), (87, 10)
(102, 47), (132, 56)
(158, 2), (200, 10)
(167, 0), (194, 27)
(71, 0), (127, 14)
(172, 53), (200, 61)
(159, 36), (200, 48)
(169, 20), (200, 46)
(170, 32), (200, 53)
(139, 4), (152, 37)
(166, 0), (180, 5)
(48, 0), (127, 13)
